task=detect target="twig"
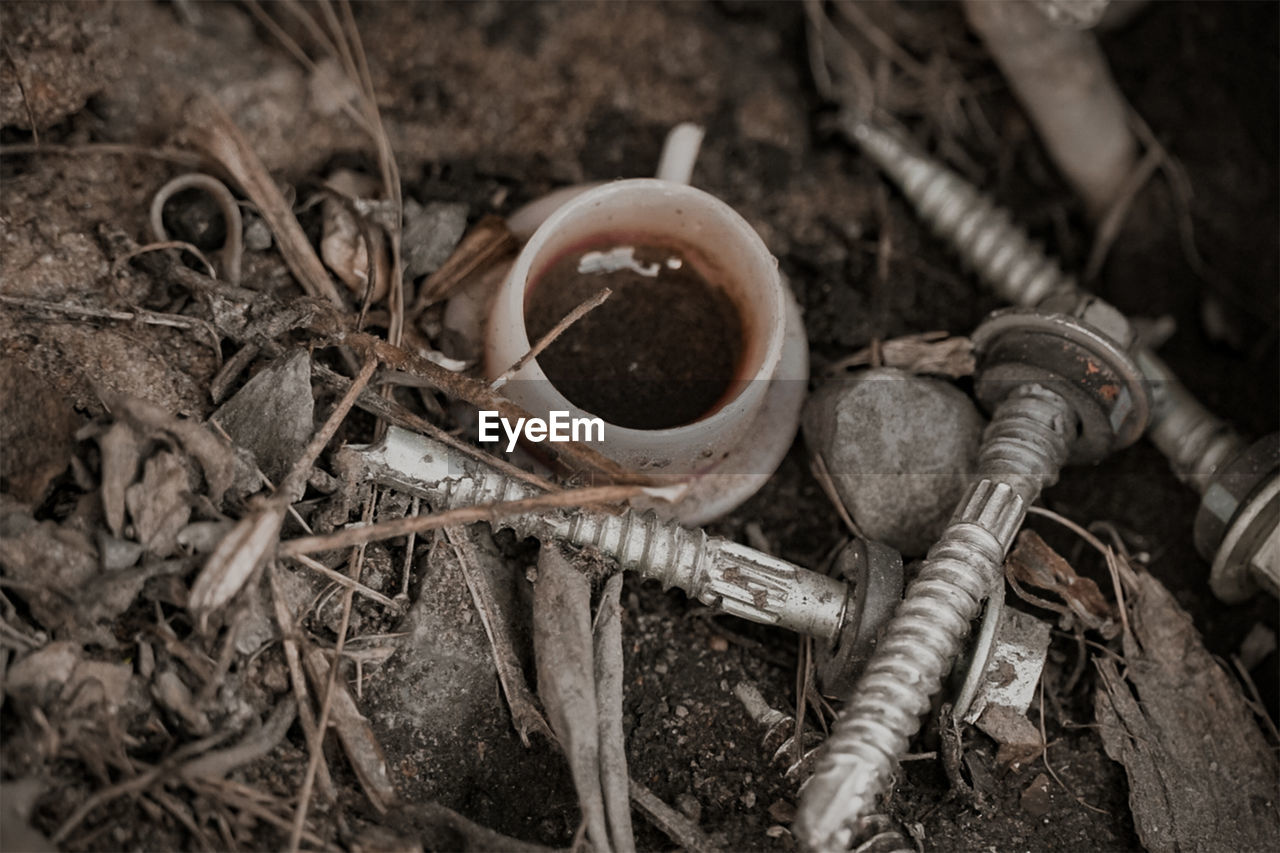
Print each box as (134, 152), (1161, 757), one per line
(2, 43), (40, 144)
(0, 142), (206, 167)
(311, 360), (556, 493)
(290, 553), (400, 610)
(0, 294), (223, 368)
(268, 563), (335, 801)
(444, 527), (553, 745)
(288, 487), (373, 851)
(491, 287), (611, 390)
(629, 779), (722, 853)
(278, 483), (653, 557)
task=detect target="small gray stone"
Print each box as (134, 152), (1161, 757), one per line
(402, 200), (469, 280)
(242, 214), (273, 251)
(210, 351), (314, 485)
(804, 367), (984, 555)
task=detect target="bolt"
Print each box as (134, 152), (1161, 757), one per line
(843, 112), (1274, 600)
(343, 426), (851, 641)
(794, 306), (1149, 851)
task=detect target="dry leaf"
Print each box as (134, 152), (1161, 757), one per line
(125, 450), (191, 557)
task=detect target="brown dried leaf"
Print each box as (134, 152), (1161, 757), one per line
(1006, 529), (1118, 637)
(1094, 571), (1280, 851)
(97, 420), (140, 538)
(107, 394), (237, 507)
(125, 451), (191, 557)
(0, 508), (97, 635)
(188, 507), (285, 630)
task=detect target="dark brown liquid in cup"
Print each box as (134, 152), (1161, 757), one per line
(524, 237), (745, 430)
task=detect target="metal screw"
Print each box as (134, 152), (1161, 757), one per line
(344, 426), (852, 641)
(843, 113), (1277, 601)
(794, 305), (1149, 851)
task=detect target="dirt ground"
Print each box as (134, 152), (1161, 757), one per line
(1, 2), (1277, 852)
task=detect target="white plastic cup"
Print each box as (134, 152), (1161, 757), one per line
(486, 178), (788, 481)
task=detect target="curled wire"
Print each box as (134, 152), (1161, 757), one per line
(149, 172), (244, 285)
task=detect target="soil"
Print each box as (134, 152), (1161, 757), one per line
(1, 2), (1276, 852)
(525, 238), (744, 429)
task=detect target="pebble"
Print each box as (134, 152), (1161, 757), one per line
(402, 200), (469, 280)
(803, 367), (984, 555)
(676, 793), (702, 822)
(675, 704), (689, 718)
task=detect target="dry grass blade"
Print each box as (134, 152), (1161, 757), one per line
(444, 526), (553, 746)
(179, 95), (347, 308)
(269, 563), (335, 801)
(533, 544), (611, 853)
(289, 485), (374, 851)
(302, 648), (397, 813)
(593, 572), (636, 853)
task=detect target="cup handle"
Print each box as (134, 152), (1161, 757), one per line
(654, 123), (706, 186)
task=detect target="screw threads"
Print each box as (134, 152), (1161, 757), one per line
(1134, 348), (1243, 494)
(844, 115), (1072, 308)
(796, 387), (1075, 851)
(349, 427), (850, 640)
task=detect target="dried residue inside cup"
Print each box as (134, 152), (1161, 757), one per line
(524, 234), (746, 430)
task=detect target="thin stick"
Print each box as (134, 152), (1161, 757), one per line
(290, 553), (399, 610)
(491, 287), (612, 390)
(287, 487), (373, 851)
(2, 44), (39, 145)
(278, 483), (651, 557)
(400, 496), (419, 596)
(0, 294), (223, 367)
(268, 563), (335, 801)
(0, 142), (206, 167)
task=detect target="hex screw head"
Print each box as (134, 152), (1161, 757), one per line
(794, 309), (1150, 851)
